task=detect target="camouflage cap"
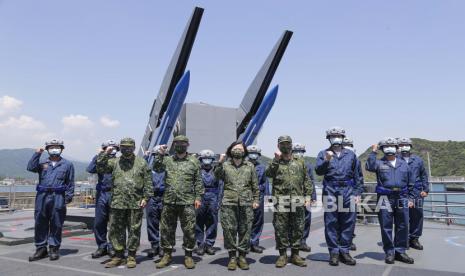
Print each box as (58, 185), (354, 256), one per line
(278, 135), (293, 144)
(119, 137), (135, 147)
(173, 135), (189, 143)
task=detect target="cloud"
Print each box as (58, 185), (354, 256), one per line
(62, 114), (94, 129)
(100, 116), (120, 128)
(0, 95), (23, 116)
(0, 115), (45, 130)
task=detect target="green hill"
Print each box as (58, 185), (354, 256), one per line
(358, 138), (465, 182)
(0, 148), (90, 181)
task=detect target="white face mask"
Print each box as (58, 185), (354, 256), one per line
(400, 145), (411, 153)
(383, 146), (397, 155)
(329, 137), (343, 145)
(248, 153), (259, 160)
(344, 146), (355, 153)
(201, 158), (213, 165)
(293, 152), (304, 158)
(48, 148), (62, 156)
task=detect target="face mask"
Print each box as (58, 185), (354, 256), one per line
(201, 158), (213, 165)
(293, 152), (304, 158)
(248, 153), (259, 160)
(329, 137), (343, 145)
(120, 147), (134, 157)
(383, 146), (397, 156)
(48, 148), (62, 157)
(231, 149), (244, 159)
(279, 145), (292, 154)
(400, 145), (411, 153)
(174, 144), (188, 154)
(344, 146), (356, 153)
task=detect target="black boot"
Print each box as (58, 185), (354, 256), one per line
(195, 244), (205, 256)
(395, 252), (414, 264)
(329, 253), (339, 266)
(91, 248), (108, 259)
(339, 252), (356, 265)
(409, 238), (423, 250)
(350, 243), (357, 251)
(49, 246), (59, 261)
(205, 246), (215, 255)
(29, 247), (48, 262)
(299, 243), (311, 252)
(108, 247), (116, 258)
(385, 253), (395, 264)
(250, 245), (263, 253)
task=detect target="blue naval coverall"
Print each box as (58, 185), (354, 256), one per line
(27, 152), (75, 249)
(301, 163), (317, 245)
(315, 148), (364, 254)
(398, 154), (429, 241)
(366, 152), (415, 255)
(195, 168), (221, 247)
(250, 162), (270, 247)
(87, 155), (113, 250)
(146, 169), (165, 249)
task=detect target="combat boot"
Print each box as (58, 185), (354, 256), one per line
(184, 250), (195, 269)
(147, 246), (159, 258)
(299, 243), (311, 252)
(290, 249), (307, 267)
(49, 246), (59, 261)
(126, 251), (137, 268)
(195, 244), (205, 256)
(91, 248), (108, 259)
(339, 252), (356, 265)
(329, 253), (339, 266)
(205, 246), (215, 255)
(237, 252), (249, 270)
(250, 244), (263, 253)
(395, 252), (414, 264)
(105, 252), (125, 268)
(156, 248), (172, 268)
(108, 247), (116, 258)
(28, 247), (48, 262)
(227, 251), (237, 271)
(350, 242), (357, 251)
(275, 249), (288, 268)
(409, 238), (424, 250)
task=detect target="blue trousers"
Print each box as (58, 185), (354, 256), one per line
(409, 197), (424, 240)
(250, 193), (265, 246)
(94, 191), (111, 249)
(301, 207), (312, 244)
(323, 185), (356, 254)
(34, 192), (66, 248)
(377, 194), (409, 254)
(146, 196), (163, 248)
(195, 197), (218, 247)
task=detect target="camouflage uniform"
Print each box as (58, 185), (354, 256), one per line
(215, 160), (259, 253)
(96, 138), (152, 255)
(152, 146), (204, 252)
(266, 136), (313, 251)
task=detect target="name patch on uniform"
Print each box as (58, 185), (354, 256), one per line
(380, 165), (390, 170)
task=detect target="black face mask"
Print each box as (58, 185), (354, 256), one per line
(120, 147), (134, 158)
(231, 149), (244, 159)
(279, 145), (292, 154)
(174, 144), (188, 154)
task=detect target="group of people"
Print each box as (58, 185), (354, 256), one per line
(26, 126), (429, 270)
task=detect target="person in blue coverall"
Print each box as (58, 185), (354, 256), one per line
(365, 137), (415, 264)
(144, 147), (166, 258)
(87, 140), (119, 258)
(27, 139), (75, 262)
(315, 127), (364, 266)
(397, 137), (429, 250)
(292, 143), (317, 252)
(247, 145), (270, 254)
(195, 149), (221, 256)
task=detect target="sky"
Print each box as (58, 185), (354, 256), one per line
(0, 0), (464, 161)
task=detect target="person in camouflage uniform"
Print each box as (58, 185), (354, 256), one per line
(266, 135), (313, 268)
(215, 141), (259, 271)
(96, 137), (152, 269)
(153, 135), (204, 269)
